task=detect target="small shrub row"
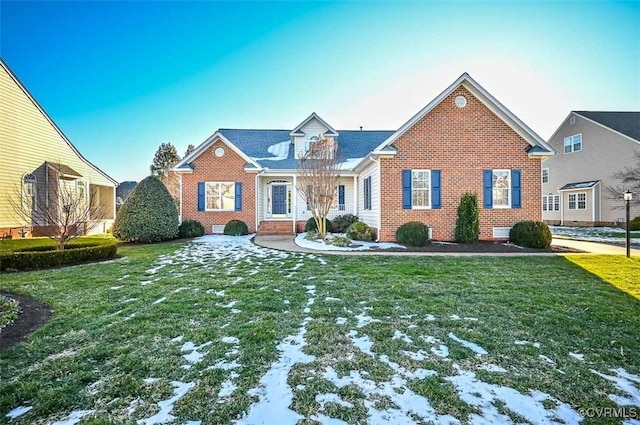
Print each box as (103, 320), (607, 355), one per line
(332, 214), (359, 233)
(509, 221), (552, 249)
(179, 220), (205, 238)
(0, 243), (118, 272)
(396, 221), (430, 247)
(305, 217), (333, 233)
(224, 220), (249, 236)
(346, 222), (375, 242)
(630, 216), (640, 231)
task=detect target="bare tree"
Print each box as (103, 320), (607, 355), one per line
(607, 151), (640, 208)
(9, 164), (112, 250)
(296, 137), (341, 238)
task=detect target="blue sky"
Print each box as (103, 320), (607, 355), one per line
(2, 1), (639, 183)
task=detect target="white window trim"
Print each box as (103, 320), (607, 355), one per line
(563, 133), (582, 154)
(205, 181), (235, 212)
(542, 168), (549, 184)
(492, 169), (511, 209)
(411, 169), (431, 210)
(567, 192), (587, 210)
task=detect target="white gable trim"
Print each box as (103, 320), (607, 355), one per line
(373, 73), (554, 154)
(173, 131), (262, 172)
(289, 112), (338, 137)
(0, 59), (118, 186)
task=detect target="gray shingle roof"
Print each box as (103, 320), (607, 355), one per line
(218, 129), (394, 170)
(575, 111), (640, 142)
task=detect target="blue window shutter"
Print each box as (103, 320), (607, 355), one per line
(366, 177), (372, 210)
(338, 185), (345, 209)
(402, 170), (412, 209)
(197, 182), (205, 211)
(235, 182), (242, 211)
(511, 170), (521, 208)
(483, 170), (493, 209)
(431, 170), (441, 209)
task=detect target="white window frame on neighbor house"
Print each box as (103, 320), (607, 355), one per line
(542, 168), (549, 183)
(543, 194), (560, 211)
(411, 170), (431, 209)
(568, 192), (587, 210)
(563, 134), (582, 154)
(492, 169), (511, 209)
(205, 182), (235, 211)
(22, 173), (37, 211)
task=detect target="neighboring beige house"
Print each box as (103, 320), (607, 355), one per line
(0, 58), (117, 238)
(542, 111), (640, 226)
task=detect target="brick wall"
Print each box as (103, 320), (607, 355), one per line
(379, 86), (542, 241)
(181, 139), (257, 234)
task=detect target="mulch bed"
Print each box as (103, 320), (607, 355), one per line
(378, 241), (583, 253)
(0, 293), (52, 352)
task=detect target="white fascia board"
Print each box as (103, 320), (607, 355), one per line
(173, 131), (263, 171)
(373, 73), (553, 153)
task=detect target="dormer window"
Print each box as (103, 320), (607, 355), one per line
(306, 135), (319, 153)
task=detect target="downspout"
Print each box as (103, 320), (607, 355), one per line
(591, 186), (595, 224)
(179, 173), (183, 223)
(560, 189), (564, 226)
(353, 175), (358, 217)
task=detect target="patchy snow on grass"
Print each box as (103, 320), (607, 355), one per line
(424, 314), (436, 321)
(336, 317), (347, 325)
(539, 355), (556, 366)
(515, 340), (541, 348)
(221, 336), (239, 345)
(151, 297), (167, 305)
(401, 349), (429, 361)
(5, 405), (32, 419)
(477, 364), (507, 373)
(448, 333), (487, 356)
(325, 297), (341, 302)
(137, 381), (195, 425)
(50, 410), (95, 425)
(181, 341), (213, 365)
(315, 393), (354, 409)
(551, 225), (640, 244)
(218, 371), (239, 399)
(447, 369), (581, 424)
(354, 307), (381, 328)
(295, 232), (406, 251)
(392, 330), (413, 344)
(110, 285), (123, 290)
(569, 352), (585, 361)
(591, 368), (640, 406)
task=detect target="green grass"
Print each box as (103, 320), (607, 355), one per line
(0, 235), (117, 252)
(1, 240), (639, 424)
(0, 295), (20, 331)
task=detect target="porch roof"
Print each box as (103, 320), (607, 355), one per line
(559, 180), (600, 190)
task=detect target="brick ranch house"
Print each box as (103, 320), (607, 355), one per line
(174, 73), (553, 241)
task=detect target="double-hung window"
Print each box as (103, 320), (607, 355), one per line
(492, 170), (511, 208)
(542, 194), (560, 211)
(563, 134), (582, 153)
(411, 170), (431, 208)
(22, 173), (37, 211)
(542, 168), (549, 183)
(205, 182), (235, 211)
(363, 177), (372, 210)
(568, 192), (586, 210)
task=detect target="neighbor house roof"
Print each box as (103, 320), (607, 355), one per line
(559, 181), (600, 190)
(574, 111), (640, 143)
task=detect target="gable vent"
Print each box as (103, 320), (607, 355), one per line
(570, 116), (576, 125)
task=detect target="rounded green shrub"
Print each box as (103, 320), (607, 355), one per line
(305, 217), (333, 233)
(179, 220), (205, 238)
(346, 222), (375, 242)
(630, 215), (640, 231)
(396, 221), (430, 247)
(455, 192), (480, 243)
(333, 214), (359, 233)
(509, 221), (552, 248)
(224, 219), (249, 236)
(113, 176), (179, 243)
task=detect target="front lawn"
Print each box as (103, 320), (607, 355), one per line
(0, 235), (117, 252)
(1, 236), (639, 424)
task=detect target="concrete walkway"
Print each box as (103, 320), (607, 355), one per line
(254, 235), (640, 256)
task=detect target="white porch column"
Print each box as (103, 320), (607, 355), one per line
(353, 175), (358, 216)
(292, 175), (297, 233)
